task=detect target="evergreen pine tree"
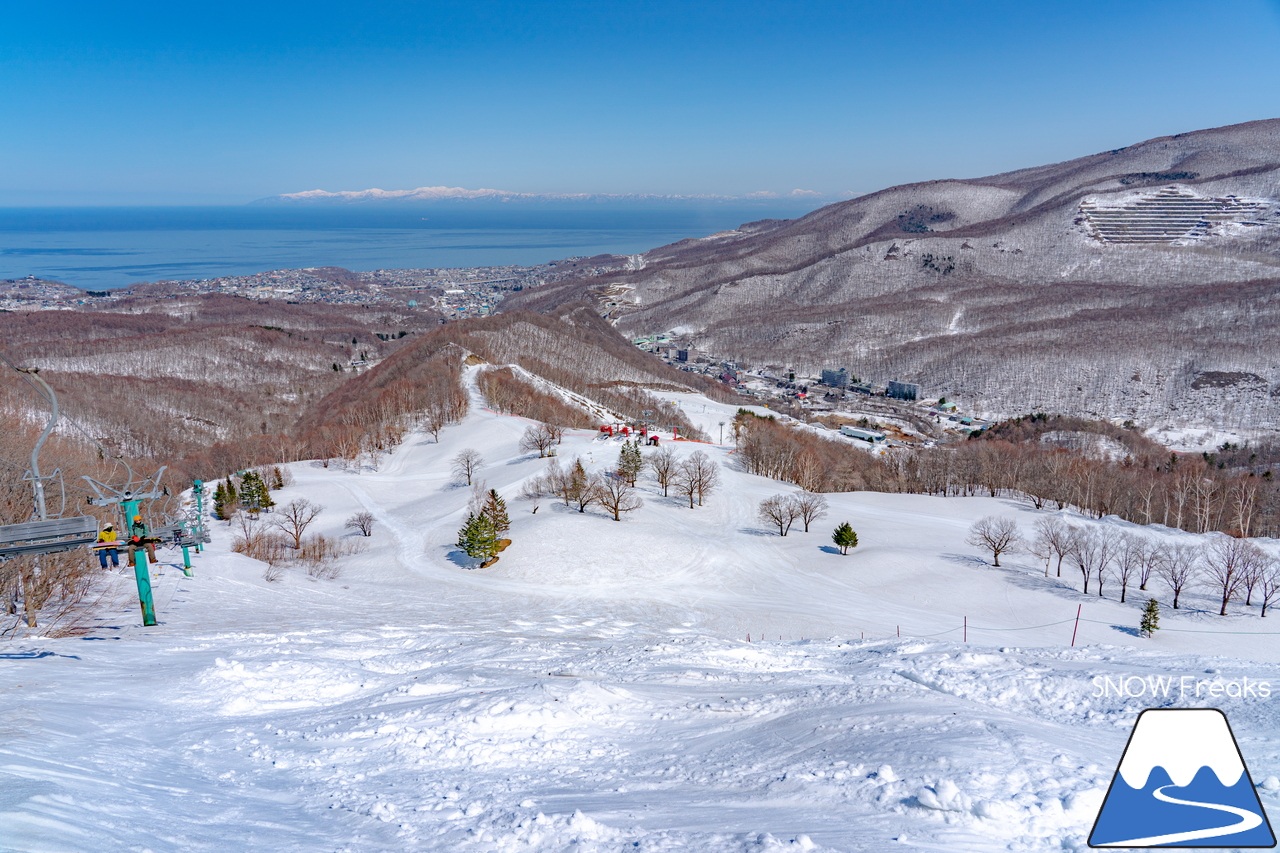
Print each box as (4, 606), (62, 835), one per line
(237, 471), (274, 513)
(213, 481), (229, 520)
(257, 473), (275, 510)
(832, 522), (858, 555)
(457, 513), (500, 560)
(1140, 598), (1160, 638)
(618, 440), (643, 485)
(570, 460), (588, 501)
(214, 479), (241, 519)
(481, 489), (510, 537)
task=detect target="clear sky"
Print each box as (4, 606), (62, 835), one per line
(3, 0), (1279, 205)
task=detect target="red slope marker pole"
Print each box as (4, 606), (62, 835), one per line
(1071, 604), (1082, 647)
(963, 616), (967, 643)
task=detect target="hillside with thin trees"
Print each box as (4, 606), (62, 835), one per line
(506, 118), (1280, 431)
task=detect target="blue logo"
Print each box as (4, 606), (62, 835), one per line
(1089, 708), (1275, 847)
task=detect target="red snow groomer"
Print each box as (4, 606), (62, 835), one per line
(599, 424), (615, 437)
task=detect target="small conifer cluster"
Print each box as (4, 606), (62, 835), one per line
(617, 440), (643, 486)
(457, 489), (511, 563)
(212, 469), (279, 519)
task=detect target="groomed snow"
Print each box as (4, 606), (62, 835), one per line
(4, 376), (1280, 852)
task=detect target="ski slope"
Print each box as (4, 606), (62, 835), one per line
(4, 379), (1280, 852)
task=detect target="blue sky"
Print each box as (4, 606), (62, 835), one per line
(2, 0), (1279, 204)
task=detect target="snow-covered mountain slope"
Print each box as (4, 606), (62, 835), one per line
(506, 118), (1280, 433)
(4, 388), (1280, 852)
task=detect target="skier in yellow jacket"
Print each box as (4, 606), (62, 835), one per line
(96, 523), (119, 569)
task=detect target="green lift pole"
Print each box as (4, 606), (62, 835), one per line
(192, 480), (205, 553)
(133, 548), (157, 627)
(123, 498), (157, 626)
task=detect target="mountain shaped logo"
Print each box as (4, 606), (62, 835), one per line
(1089, 708), (1276, 847)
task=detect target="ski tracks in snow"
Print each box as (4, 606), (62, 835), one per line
(341, 481), (424, 572)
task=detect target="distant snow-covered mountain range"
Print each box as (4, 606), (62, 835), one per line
(251, 185), (836, 206)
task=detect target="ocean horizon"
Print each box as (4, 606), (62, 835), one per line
(0, 203), (822, 291)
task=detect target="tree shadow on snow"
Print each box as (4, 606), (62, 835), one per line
(942, 552), (988, 568)
(446, 549), (483, 570)
(819, 545), (842, 555)
(738, 527), (779, 538)
(506, 454), (546, 465)
(942, 553), (1085, 602)
(0, 649), (80, 659)
(1111, 624), (1143, 638)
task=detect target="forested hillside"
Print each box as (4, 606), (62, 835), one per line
(0, 294), (434, 473)
(505, 118), (1280, 432)
(0, 298), (729, 487)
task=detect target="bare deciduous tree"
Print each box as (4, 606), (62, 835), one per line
(1258, 559), (1280, 618)
(270, 498), (324, 549)
(422, 391), (466, 442)
(519, 423), (558, 458)
(1067, 527), (1119, 597)
(966, 516), (1023, 568)
(466, 480), (488, 516)
(675, 451), (720, 509)
(1241, 555), (1265, 606)
(1137, 541), (1165, 592)
(598, 474), (643, 521)
(1031, 516), (1072, 578)
(568, 460), (601, 513)
(647, 448), (677, 497)
(344, 511), (375, 537)
(792, 450), (825, 493)
(1113, 531), (1148, 603)
(1158, 542), (1201, 609)
(758, 494), (802, 536)
(450, 448), (484, 485)
(519, 474), (547, 514)
(1203, 537), (1268, 616)
(334, 433), (362, 471)
(793, 491), (828, 533)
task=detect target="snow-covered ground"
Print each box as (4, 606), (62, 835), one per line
(4, 376), (1280, 852)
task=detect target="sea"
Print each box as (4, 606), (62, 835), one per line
(0, 204), (821, 291)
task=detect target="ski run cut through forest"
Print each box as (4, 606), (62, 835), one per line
(5, 370), (1280, 852)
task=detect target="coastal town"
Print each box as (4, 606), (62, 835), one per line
(0, 255), (622, 318)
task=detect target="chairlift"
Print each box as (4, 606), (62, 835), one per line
(0, 353), (163, 625)
(0, 363), (100, 561)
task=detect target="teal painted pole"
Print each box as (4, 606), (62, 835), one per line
(180, 545), (193, 577)
(192, 480), (205, 553)
(123, 498), (157, 623)
(133, 549), (157, 626)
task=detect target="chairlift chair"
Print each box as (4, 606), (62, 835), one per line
(0, 515), (100, 560)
